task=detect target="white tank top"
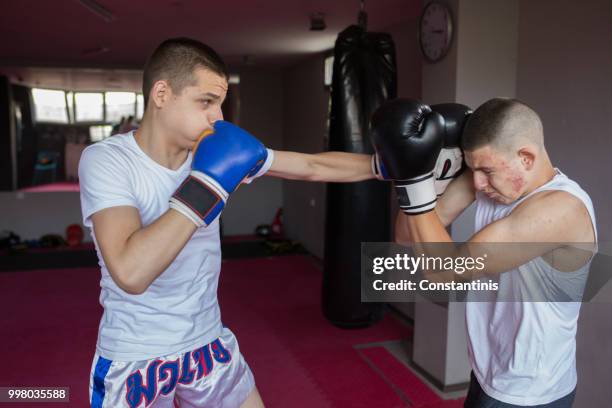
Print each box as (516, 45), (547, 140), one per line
(466, 168), (597, 405)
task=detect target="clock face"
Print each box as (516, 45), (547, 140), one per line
(419, 2), (453, 62)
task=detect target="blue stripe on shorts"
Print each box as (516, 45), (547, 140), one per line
(91, 356), (112, 408)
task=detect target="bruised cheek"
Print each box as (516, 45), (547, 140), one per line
(500, 165), (525, 195)
(495, 159), (525, 195)
(508, 173), (525, 193)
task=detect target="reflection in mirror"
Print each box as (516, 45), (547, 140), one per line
(8, 69), (240, 192)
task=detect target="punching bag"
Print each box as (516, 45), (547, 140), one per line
(322, 25), (397, 327)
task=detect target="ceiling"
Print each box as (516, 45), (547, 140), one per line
(0, 0), (419, 91)
(0, 0), (418, 69)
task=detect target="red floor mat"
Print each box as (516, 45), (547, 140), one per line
(360, 347), (464, 408)
(0, 255), (462, 407)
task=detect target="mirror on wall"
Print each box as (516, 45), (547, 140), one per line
(2, 68), (240, 192)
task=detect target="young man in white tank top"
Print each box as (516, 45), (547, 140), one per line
(375, 98), (596, 407)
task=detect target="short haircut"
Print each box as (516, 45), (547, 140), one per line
(461, 98), (544, 153)
(142, 37), (228, 106)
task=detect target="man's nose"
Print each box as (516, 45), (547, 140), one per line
(473, 171), (488, 190)
(208, 106), (224, 123)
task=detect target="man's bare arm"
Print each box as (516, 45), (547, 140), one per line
(436, 170), (476, 227)
(465, 190), (595, 275)
(395, 170), (476, 246)
(405, 190), (595, 280)
(265, 151), (374, 182)
(92, 207), (197, 294)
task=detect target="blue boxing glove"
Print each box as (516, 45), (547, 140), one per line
(170, 121), (269, 227)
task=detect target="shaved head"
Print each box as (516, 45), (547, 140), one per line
(461, 98), (544, 153)
(143, 37), (228, 107)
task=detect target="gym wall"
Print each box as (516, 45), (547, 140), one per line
(222, 68), (285, 236)
(282, 53), (329, 259)
(281, 16), (424, 259)
(516, 1), (612, 406)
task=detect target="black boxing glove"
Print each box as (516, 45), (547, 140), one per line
(430, 103), (472, 196)
(370, 98), (444, 214)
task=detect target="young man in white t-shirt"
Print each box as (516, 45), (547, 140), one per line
(373, 98), (596, 407)
(80, 37), (376, 408)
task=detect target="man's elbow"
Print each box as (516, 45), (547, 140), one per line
(299, 155), (328, 180)
(108, 264), (148, 295)
(120, 281), (147, 296)
(302, 162), (326, 182)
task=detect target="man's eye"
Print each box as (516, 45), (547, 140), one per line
(200, 99), (212, 106)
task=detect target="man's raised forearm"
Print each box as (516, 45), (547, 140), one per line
(102, 210), (197, 294)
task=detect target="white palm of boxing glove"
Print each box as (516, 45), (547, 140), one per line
(430, 103), (472, 196)
(370, 99), (445, 215)
(433, 145), (463, 196)
(373, 103), (472, 201)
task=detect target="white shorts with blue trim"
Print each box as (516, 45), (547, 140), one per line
(89, 327), (255, 408)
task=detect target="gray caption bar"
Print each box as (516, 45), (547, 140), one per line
(0, 387), (70, 403)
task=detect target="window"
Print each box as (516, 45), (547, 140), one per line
(31, 88), (69, 123)
(89, 125), (113, 142)
(105, 92), (136, 123)
(324, 55), (334, 87)
(136, 94), (144, 120)
(75, 92), (104, 122)
(66, 91), (74, 122)
(228, 74), (240, 85)
(33, 88), (141, 126)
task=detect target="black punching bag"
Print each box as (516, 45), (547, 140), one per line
(322, 25), (396, 327)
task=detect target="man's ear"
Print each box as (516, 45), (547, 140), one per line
(150, 80), (171, 108)
(518, 146), (536, 170)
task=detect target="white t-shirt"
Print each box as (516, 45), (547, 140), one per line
(78, 131), (272, 361)
(466, 169), (597, 405)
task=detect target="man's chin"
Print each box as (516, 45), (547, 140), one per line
(186, 130), (212, 149)
(493, 195), (515, 205)
(183, 137), (200, 150)
(485, 192), (508, 204)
